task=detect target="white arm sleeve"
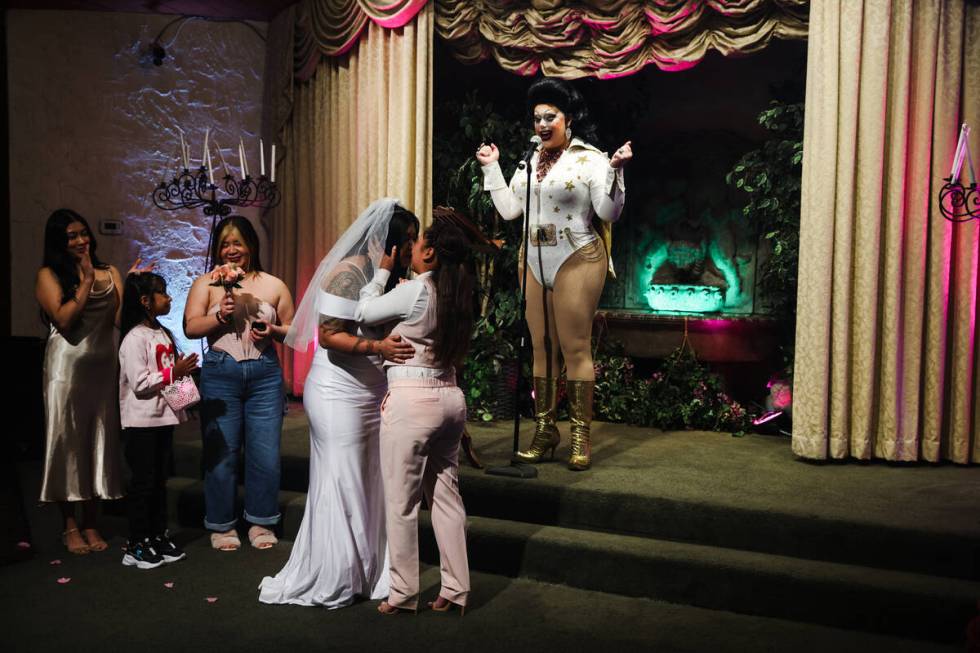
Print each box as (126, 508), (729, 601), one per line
(354, 270), (428, 326)
(588, 152), (626, 223)
(482, 162), (524, 221)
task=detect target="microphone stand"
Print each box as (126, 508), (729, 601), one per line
(485, 141), (539, 479)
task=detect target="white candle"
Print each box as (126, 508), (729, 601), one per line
(260, 138), (265, 177)
(951, 125), (967, 178)
(206, 149), (214, 185)
(202, 127), (210, 169)
(957, 125), (971, 179)
(270, 144), (276, 183)
(965, 140), (978, 184)
(178, 128), (189, 169)
(212, 137), (230, 178)
(949, 123), (970, 182)
(239, 138), (249, 177)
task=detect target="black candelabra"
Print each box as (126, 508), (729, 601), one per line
(151, 165), (281, 271)
(938, 178), (979, 223)
(939, 123), (978, 223)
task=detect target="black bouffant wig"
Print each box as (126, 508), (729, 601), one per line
(526, 77), (598, 146)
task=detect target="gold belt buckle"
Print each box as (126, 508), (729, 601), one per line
(530, 224), (557, 247)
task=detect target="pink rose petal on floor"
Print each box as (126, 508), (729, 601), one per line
(164, 582), (174, 589)
(205, 596), (218, 603)
(49, 559), (62, 566)
(17, 541), (31, 549)
(57, 577), (71, 584)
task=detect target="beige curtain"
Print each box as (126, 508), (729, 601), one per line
(294, 0), (429, 79)
(794, 0), (980, 463)
(436, 0), (808, 79)
(270, 4), (434, 395)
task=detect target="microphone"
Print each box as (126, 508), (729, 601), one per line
(517, 135), (542, 169)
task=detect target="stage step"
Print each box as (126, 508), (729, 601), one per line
(172, 429), (980, 583)
(165, 475), (978, 644)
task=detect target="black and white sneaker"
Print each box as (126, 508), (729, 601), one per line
(122, 539), (165, 570)
(153, 533), (186, 563)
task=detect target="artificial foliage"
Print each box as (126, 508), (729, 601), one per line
(593, 336), (750, 435)
(726, 100), (804, 373)
(434, 91), (531, 421)
(461, 287), (523, 421)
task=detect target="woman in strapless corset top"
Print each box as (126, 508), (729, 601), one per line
(183, 215), (295, 552)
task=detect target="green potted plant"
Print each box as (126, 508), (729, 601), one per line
(726, 100), (804, 377)
(434, 91), (531, 421)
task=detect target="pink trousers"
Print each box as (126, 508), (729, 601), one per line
(379, 378), (469, 610)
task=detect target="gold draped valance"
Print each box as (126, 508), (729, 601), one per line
(435, 0), (809, 79)
(295, 0), (429, 79)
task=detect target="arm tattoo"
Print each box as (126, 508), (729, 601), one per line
(324, 269), (364, 300)
(318, 322), (376, 355)
(351, 337), (375, 355)
(319, 264), (376, 354)
(320, 317), (352, 335)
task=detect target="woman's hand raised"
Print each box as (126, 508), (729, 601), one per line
(475, 143), (499, 166)
(610, 141), (633, 169)
(79, 252), (96, 282)
(379, 245), (398, 272)
(172, 353), (199, 379)
(127, 257), (155, 276)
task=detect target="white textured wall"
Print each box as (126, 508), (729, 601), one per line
(8, 10), (267, 350)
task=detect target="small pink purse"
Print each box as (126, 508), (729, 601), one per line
(161, 374), (200, 411)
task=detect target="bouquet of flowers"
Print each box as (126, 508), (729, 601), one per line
(209, 263), (244, 292)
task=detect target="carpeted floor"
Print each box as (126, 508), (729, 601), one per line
(0, 516), (957, 653)
(4, 412), (976, 652)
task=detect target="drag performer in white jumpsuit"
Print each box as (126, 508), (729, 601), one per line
(477, 77), (633, 470)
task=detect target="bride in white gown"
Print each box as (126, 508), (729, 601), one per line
(258, 199), (419, 609)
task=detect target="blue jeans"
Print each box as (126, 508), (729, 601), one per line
(200, 347), (283, 532)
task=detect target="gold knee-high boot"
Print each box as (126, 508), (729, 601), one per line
(513, 377), (560, 464)
(567, 380), (594, 471)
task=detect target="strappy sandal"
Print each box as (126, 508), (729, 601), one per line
(247, 525), (277, 550)
(377, 600), (415, 615)
(428, 595), (466, 616)
(210, 530), (241, 552)
(62, 528), (90, 555)
(81, 528), (109, 552)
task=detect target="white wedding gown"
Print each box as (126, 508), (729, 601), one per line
(258, 343), (390, 609)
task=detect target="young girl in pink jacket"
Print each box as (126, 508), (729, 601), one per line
(118, 272), (197, 569)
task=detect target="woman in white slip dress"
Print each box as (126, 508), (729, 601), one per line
(259, 199), (417, 609)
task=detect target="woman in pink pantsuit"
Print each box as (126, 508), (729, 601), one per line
(355, 220), (475, 615)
